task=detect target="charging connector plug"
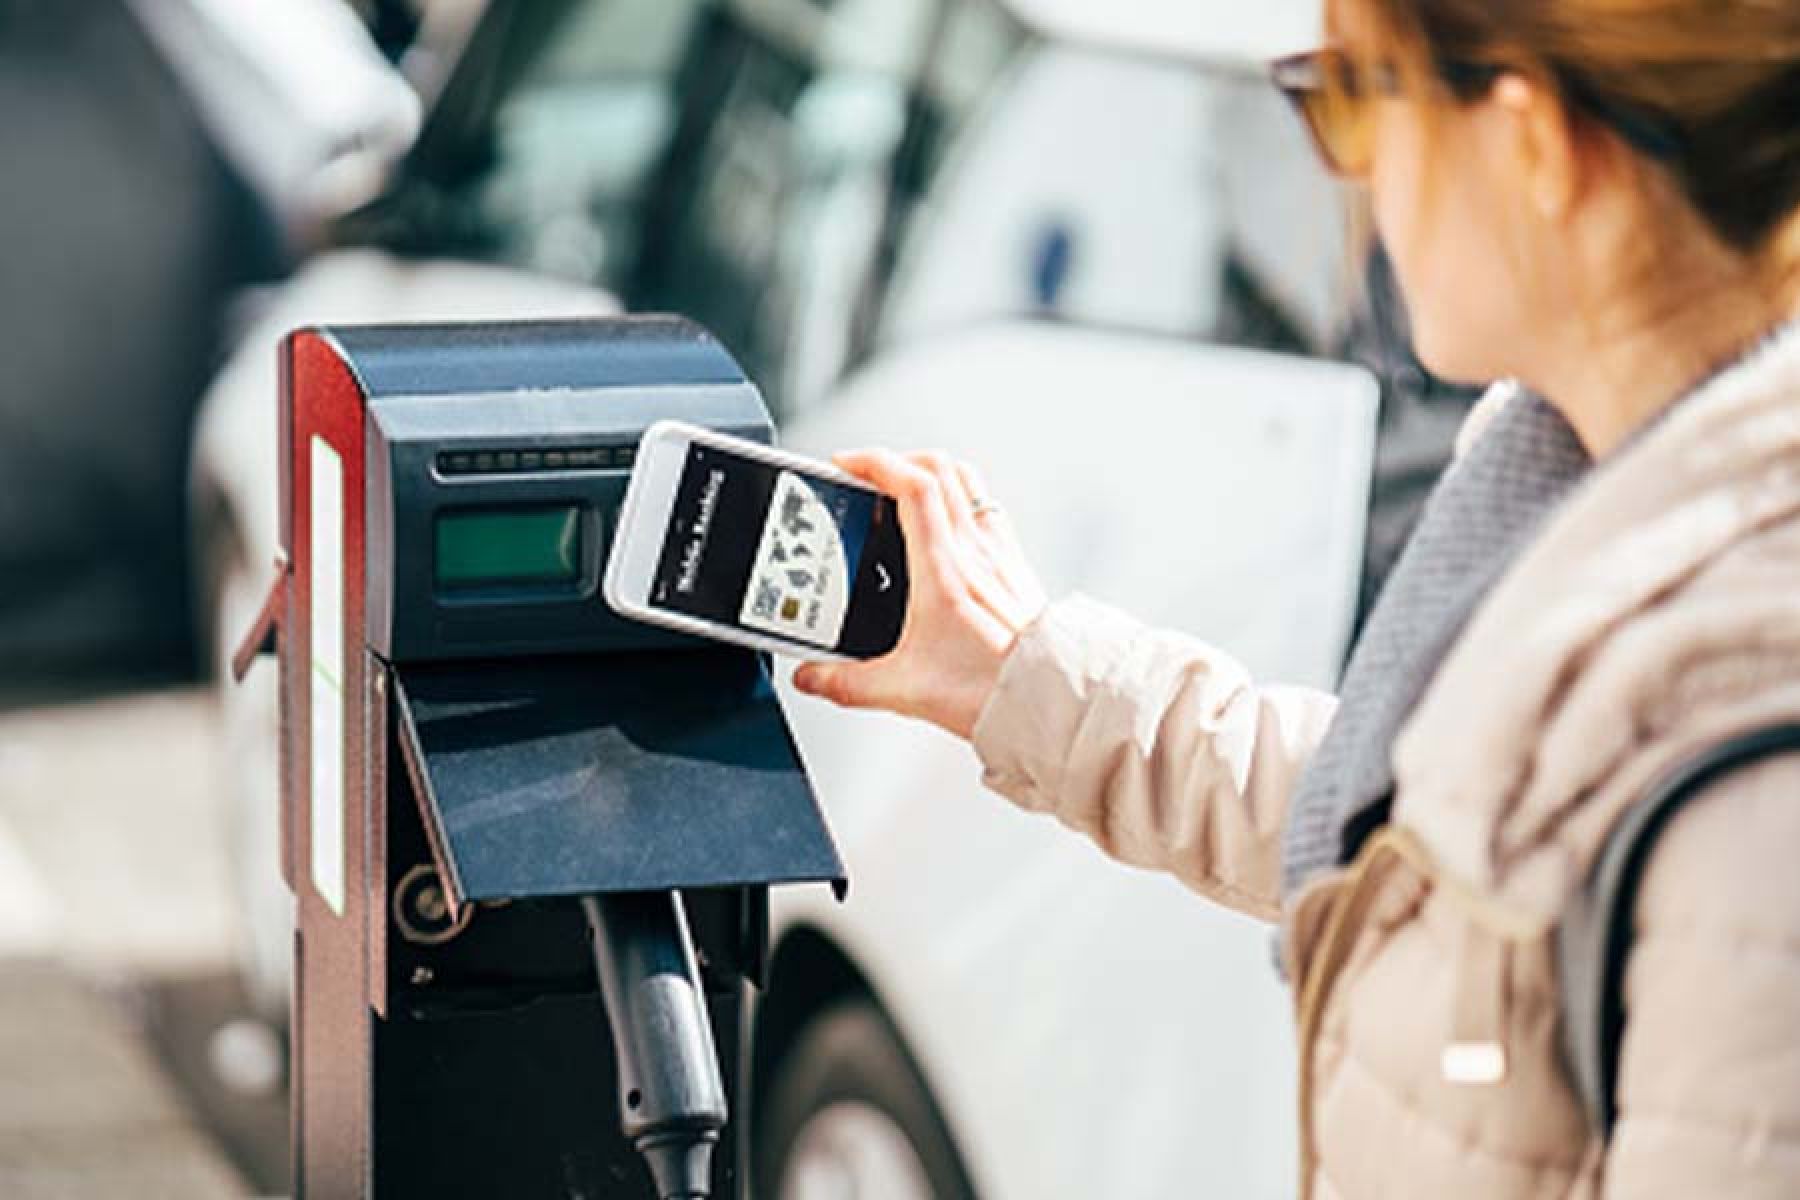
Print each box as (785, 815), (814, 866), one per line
(582, 891), (727, 1200)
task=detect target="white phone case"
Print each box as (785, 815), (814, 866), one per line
(603, 420), (880, 662)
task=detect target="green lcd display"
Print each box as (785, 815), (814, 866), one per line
(435, 507), (583, 588)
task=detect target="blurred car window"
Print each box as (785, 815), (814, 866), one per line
(476, 0), (709, 288)
(405, 0), (991, 416)
(632, 0), (992, 414)
(880, 33), (1350, 360)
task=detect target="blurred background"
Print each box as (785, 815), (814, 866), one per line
(0, 0), (1479, 1195)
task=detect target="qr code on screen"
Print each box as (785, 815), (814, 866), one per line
(750, 577), (782, 621)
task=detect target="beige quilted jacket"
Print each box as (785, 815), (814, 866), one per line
(973, 323), (1800, 1197)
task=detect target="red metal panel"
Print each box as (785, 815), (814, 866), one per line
(282, 329), (373, 1199)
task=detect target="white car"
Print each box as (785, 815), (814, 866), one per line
(190, 1), (1428, 1195)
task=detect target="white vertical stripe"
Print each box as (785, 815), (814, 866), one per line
(309, 436), (346, 917)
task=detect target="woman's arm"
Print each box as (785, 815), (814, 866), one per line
(973, 595), (1334, 920)
(794, 449), (1335, 922)
(1601, 753), (1800, 1198)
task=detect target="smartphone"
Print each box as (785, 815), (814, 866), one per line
(604, 420), (908, 660)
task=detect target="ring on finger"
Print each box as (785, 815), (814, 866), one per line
(968, 496), (1003, 520)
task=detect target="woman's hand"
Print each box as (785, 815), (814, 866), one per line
(792, 449), (1048, 740)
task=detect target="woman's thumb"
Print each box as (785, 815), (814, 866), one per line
(792, 661), (869, 709)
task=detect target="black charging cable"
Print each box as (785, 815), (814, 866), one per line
(582, 891), (728, 1200)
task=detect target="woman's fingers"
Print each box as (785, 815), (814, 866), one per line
(952, 458), (995, 518)
(914, 452), (1045, 625)
(958, 463), (1044, 607)
(912, 451), (979, 535)
(795, 446), (1049, 738)
(840, 448), (1044, 629)
(904, 452), (1024, 625)
(834, 449), (958, 577)
(830, 448), (906, 490)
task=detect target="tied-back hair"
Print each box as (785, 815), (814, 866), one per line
(1354, 0), (1800, 291)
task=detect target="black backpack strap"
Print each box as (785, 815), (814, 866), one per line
(1557, 722), (1800, 1141)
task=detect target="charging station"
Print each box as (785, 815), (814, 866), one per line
(237, 316), (846, 1198)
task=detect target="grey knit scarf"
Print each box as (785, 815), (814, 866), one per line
(1280, 387), (1592, 897)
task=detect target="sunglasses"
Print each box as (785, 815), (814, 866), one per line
(1271, 48), (1682, 178)
(1270, 48), (1499, 177)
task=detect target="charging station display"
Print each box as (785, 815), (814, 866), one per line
(650, 443), (897, 652)
(435, 507), (583, 589)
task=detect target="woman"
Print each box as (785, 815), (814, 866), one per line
(793, 0), (1800, 1194)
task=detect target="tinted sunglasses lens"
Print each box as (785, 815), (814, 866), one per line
(1280, 57), (1374, 176)
(1325, 86), (1376, 175)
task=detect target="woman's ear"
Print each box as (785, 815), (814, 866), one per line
(1490, 72), (1582, 222)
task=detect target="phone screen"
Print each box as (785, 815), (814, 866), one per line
(648, 442), (906, 657)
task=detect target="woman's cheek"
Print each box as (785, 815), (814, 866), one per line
(1369, 121), (1438, 332)
(1368, 108), (1497, 383)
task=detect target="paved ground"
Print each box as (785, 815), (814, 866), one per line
(0, 689), (234, 974)
(0, 686), (282, 1196)
(0, 960), (245, 1198)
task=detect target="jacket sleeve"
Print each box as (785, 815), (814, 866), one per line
(969, 594), (1338, 921)
(1601, 753), (1800, 1198)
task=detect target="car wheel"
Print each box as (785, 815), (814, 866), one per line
(757, 1000), (976, 1200)
(203, 519), (291, 1026)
